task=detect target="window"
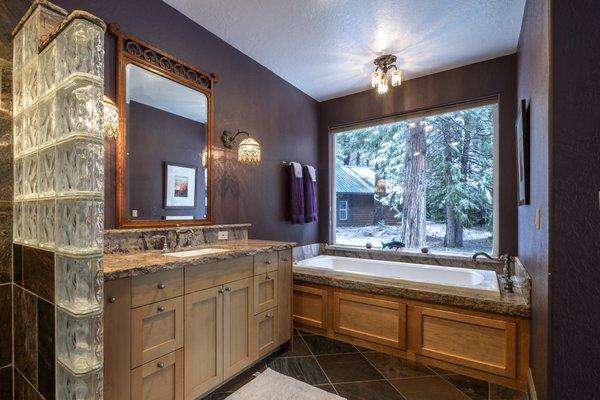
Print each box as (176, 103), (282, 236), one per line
(332, 102), (497, 255)
(338, 200), (348, 221)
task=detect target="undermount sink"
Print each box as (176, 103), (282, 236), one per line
(165, 248), (230, 258)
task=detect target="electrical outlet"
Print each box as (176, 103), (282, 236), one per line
(132, 209), (138, 218)
(218, 231), (228, 240)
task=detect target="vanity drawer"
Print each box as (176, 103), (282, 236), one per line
(185, 256), (253, 294)
(132, 269), (184, 308)
(254, 271), (278, 314)
(254, 252), (278, 275)
(255, 307), (278, 357)
(131, 297), (184, 368)
(131, 349), (183, 400)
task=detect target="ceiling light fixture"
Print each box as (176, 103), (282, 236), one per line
(371, 54), (401, 94)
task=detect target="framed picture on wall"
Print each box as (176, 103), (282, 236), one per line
(516, 99), (530, 206)
(164, 162), (197, 209)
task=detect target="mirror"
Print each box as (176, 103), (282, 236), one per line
(112, 26), (215, 228)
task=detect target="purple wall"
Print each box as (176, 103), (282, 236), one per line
(516, 0), (549, 398)
(54, 0), (320, 245)
(318, 56), (518, 254)
(127, 101), (207, 220)
(549, 1), (600, 398)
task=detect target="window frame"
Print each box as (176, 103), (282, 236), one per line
(329, 98), (499, 256)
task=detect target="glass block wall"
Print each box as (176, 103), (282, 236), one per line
(13, 5), (105, 399)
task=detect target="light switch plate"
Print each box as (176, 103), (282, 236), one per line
(218, 231), (228, 240)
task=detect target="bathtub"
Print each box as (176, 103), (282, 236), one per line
(294, 255), (500, 300)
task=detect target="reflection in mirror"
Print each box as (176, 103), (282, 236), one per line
(125, 64), (208, 221)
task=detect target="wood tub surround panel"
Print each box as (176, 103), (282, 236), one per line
(293, 283), (530, 390)
(131, 296), (184, 368)
(293, 284), (328, 329)
(104, 250), (292, 400)
(184, 286), (223, 399)
(131, 349), (184, 400)
(333, 291), (406, 349)
(411, 307), (517, 378)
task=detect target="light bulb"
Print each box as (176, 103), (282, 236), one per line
(391, 69), (402, 86)
(371, 71), (381, 88)
(377, 76), (389, 94)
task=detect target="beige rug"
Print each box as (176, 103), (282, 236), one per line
(225, 368), (345, 400)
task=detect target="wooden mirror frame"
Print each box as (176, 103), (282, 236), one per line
(109, 24), (217, 228)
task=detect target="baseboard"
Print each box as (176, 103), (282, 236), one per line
(527, 368), (538, 400)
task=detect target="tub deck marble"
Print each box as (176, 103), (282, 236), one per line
(103, 239), (295, 281)
(293, 265), (530, 318)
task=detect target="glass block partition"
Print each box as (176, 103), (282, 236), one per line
(13, 7), (105, 399)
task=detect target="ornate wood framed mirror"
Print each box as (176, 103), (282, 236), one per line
(109, 24), (217, 228)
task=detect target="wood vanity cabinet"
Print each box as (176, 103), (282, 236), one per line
(104, 250), (293, 400)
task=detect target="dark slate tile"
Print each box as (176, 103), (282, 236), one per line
(14, 285), (37, 387)
(316, 353), (384, 383)
(275, 335), (312, 357)
(22, 246), (55, 303)
(490, 383), (528, 400)
(363, 352), (436, 379)
(14, 367), (42, 400)
(212, 360), (266, 393)
(37, 298), (55, 400)
(266, 356), (328, 385)
(297, 329), (316, 336)
(0, 283), (12, 367)
(314, 383), (338, 395)
(0, 202), (11, 284)
(293, 328), (301, 336)
(13, 243), (22, 285)
(430, 366), (457, 376)
(0, 365), (12, 400)
(444, 374), (489, 400)
(389, 376), (470, 400)
(334, 380), (406, 400)
(302, 334), (358, 355)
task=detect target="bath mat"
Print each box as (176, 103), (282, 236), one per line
(225, 368), (345, 400)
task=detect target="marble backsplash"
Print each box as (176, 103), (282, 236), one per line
(103, 224), (250, 254)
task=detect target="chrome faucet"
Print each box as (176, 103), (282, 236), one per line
(472, 252), (514, 293)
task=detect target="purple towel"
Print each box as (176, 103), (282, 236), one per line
(286, 163), (305, 224)
(302, 165), (318, 223)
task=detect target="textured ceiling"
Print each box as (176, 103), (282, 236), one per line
(163, 0), (525, 101)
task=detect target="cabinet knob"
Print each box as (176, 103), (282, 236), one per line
(218, 288), (224, 294)
(265, 260), (272, 265)
(157, 306), (165, 312)
(266, 312), (273, 318)
(108, 297), (116, 303)
(225, 287), (231, 292)
(265, 274), (271, 280)
(282, 258), (290, 262)
(157, 283), (166, 290)
(157, 362), (165, 369)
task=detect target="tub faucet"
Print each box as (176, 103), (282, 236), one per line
(472, 252), (514, 293)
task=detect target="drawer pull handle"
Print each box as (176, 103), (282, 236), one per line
(108, 297), (116, 303)
(265, 261), (272, 265)
(157, 362), (165, 368)
(225, 287), (231, 292)
(157, 306), (165, 312)
(157, 283), (166, 289)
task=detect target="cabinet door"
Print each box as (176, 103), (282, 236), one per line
(223, 277), (256, 379)
(131, 297), (184, 368)
(255, 307), (278, 357)
(131, 349), (183, 400)
(293, 284), (328, 329)
(253, 272), (278, 314)
(277, 250), (292, 344)
(104, 278), (131, 400)
(184, 286), (223, 400)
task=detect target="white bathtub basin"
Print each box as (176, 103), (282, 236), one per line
(295, 255), (500, 299)
(165, 248), (230, 258)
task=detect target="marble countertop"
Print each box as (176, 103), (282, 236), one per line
(103, 240), (295, 281)
(293, 266), (530, 318)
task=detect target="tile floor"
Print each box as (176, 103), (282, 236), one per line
(202, 330), (527, 400)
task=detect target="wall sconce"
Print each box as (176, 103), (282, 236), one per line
(201, 147), (208, 169)
(221, 130), (261, 166)
(102, 95), (119, 141)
